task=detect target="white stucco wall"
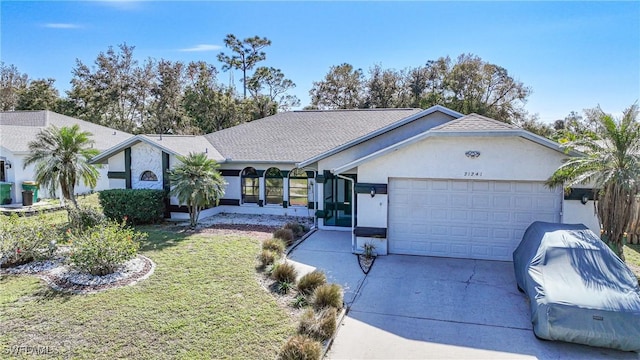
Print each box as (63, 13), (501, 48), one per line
(108, 152), (125, 172)
(358, 136), (567, 183)
(131, 142), (163, 190)
(563, 199), (601, 234)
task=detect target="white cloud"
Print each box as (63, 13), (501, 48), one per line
(178, 44), (222, 52)
(44, 23), (82, 29)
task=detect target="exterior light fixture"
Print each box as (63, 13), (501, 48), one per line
(4, 161), (11, 169)
(370, 186), (376, 198)
(581, 194), (589, 205)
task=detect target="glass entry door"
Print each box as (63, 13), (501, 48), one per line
(323, 174), (356, 227)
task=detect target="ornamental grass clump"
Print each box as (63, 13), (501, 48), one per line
(273, 228), (295, 246)
(297, 270), (327, 295)
(298, 307), (337, 342)
(278, 335), (322, 360)
(271, 262), (298, 283)
(68, 219), (146, 276)
(0, 214), (60, 268)
(312, 283), (343, 310)
(258, 249), (277, 268)
(262, 238), (286, 255)
(284, 222), (306, 238)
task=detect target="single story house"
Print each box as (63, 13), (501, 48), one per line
(0, 110), (132, 205)
(90, 105), (599, 261)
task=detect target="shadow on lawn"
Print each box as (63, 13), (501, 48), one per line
(34, 287), (74, 303)
(137, 224), (192, 252)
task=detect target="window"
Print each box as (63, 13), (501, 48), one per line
(140, 170), (158, 181)
(265, 167), (283, 205)
(289, 168), (308, 207)
(241, 167), (259, 204)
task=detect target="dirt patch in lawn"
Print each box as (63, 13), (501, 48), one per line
(197, 223), (280, 240)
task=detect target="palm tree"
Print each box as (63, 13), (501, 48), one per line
(23, 124), (100, 208)
(546, 103), (640, 261)
(169, 152), (226, 228)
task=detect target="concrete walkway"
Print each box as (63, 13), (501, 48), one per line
(288, 231), (639, 359)
(287, 230), (364, 306)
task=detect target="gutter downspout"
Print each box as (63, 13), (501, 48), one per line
(335, 173), (356, 253)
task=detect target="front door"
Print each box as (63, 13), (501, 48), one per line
(323, 174), (356, 227)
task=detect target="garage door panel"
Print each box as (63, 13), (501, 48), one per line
(493, 195), (511, 207)
(388, 179), (561, 261)
(472, 195), (492, 208)
(472, 211), (490, 222)
(431, 180), (449, 190)
(493, 212), (511, 222)
(429, 194), (448, 206)
(451, 210), (470, 221)
(451, 194), (469, 207)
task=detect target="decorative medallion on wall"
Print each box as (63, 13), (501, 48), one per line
(465, 151), (481, 159)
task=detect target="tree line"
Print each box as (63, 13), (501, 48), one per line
(2, 34), (569, 137)
(1, 35), (298, 134)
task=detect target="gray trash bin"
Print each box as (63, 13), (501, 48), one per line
(22, 190), (33, 206)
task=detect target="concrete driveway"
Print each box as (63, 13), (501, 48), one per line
(289, 231), (640, 359)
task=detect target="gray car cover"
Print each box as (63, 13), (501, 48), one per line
(513, 221), (640, 352)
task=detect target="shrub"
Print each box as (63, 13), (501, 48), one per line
(271, 262), (298, 283)
(262, 238), (286, 254)
(273, 228), (295, 245)
(284, 222), (306, 237)
(312, 283), (343, 310)
(258, 249), (277, 267)
(98, 189), (165, 224)
(278, 335), (322, 360)
(68, 219), (146, 276)
(67, 206), (106, 232)
(297, 270), (327, 295)
(292, 294), (308, 308)
(298, 307), (337, 341)
(0, 214), (60, 268)
(277, 280), (295, 294)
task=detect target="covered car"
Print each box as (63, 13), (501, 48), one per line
(513, 221), (640, 352)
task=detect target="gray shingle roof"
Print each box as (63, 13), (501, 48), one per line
(0, 111), (132, 153)
(431, 113), (519, 132)
(139, 135), (224, 162)
(204, 108), (423, 162)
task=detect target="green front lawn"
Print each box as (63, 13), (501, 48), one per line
(624, 244), (640, 280)
(1, 225), (295, 359)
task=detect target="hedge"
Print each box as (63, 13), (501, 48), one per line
(98, 189), (165, 224)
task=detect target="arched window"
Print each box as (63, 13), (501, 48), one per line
(289, 168), (308, 207)
(265, 167), (283, 205)
(140, 170), (158, 181)
(241, 167), (259, 204)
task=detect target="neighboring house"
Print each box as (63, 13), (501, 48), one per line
(90, 105), (600, 261)
(0, 111), (132, 205)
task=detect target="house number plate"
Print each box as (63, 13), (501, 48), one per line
(464, 171), (483, 177)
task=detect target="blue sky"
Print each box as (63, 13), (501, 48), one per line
(1, 1), (639, 123)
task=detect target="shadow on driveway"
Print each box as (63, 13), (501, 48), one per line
(289, 231), (640, 359)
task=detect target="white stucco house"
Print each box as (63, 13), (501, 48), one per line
(0, 110), (132, 205)
(90, 105), (600, 261)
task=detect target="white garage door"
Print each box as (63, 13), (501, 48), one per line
(388, 178), (562, 261)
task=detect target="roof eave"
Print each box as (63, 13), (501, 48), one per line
(298, 106), (463, 168)
(89, 136), (140, 164)
(224, 160), (298, 165)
